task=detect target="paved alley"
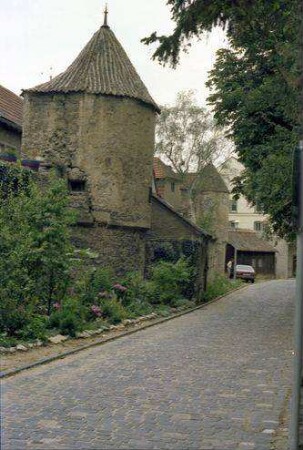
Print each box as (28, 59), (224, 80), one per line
(2, 280), (295, 449)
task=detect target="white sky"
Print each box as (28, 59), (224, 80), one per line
(1, 0), (227, 107)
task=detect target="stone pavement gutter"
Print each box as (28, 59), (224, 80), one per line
(0, 284), (248, 379)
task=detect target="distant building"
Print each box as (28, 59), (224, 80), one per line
(227, 229), (276, 276)
(219, 156), (296, 278)
(153, 159), (230, 278)
(0, 85), (23, 155)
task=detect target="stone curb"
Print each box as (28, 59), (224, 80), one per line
(0, 284), (248, 379)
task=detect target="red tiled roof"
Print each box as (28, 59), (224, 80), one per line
(0, 85), (23, 129)
(153, 157), (180, 180)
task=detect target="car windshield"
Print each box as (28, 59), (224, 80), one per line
(236, 265), (254, 272)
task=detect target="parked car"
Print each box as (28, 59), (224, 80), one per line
(235, 264), (256, 283)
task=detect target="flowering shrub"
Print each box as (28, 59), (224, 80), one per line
(75, 268), (114, 305)
(91, 305), (102, 317)
(113, 284), (127, 293)
(53, 302), (61, 310)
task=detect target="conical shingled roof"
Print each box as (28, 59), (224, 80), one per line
(184, 163), (229, 193)
(24, 25), (159, 112)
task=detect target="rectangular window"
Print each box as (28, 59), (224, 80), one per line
(171, 182), (175, 192)
(230, 199), (238, 212)
(68, 180), (86, 192)
(229, 221), (238, 229)
(254, 221), (263, 232)
(257, 258), (263, 268)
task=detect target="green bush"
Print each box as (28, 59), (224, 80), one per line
(126, 300), (153, 318)
(0, 336), (19, 348)
(0, 167), (76, 320)
(0, 304), (31, 336)
(75, 267), (114, 305)
(19, 315), (49, 341)
(204, 275), (243, 302)
(151, 258), (192, 306)
(100, 298), (127, 324)
(119, 272), (147, 305)
(48, 297), (85, 336)
(59, 312), (82, 337)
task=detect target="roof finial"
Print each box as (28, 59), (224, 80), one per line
(103, 3), (109, 27)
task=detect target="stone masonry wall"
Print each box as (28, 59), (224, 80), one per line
(71, 224), (147, 276)
(148, 197), (210, 297)
(194, 191), (229, 278)
(0, 126), (22, 154)
(22, 93), (156, 229)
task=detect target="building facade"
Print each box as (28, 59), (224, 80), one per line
(153, 160), (230, 278)
(219, 156), (296, 278)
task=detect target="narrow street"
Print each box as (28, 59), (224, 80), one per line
(2, 280), (295, 450)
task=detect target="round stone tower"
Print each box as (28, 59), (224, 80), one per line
(22, 14), (159, 228)
(191, 163), (230, 277)
(21, 13), (160, 274)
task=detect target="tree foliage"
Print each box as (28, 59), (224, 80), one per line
(156, 91), (229, 174)
(0, 166), (76, 334)
(144, 0), (300, 238)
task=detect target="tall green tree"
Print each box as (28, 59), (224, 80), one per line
(0, 166), (76, 331)
(143, 0), (300, 238)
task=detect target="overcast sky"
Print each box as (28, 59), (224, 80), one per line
(1, 0), (227, 107)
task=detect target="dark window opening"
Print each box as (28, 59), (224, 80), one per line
(254, 221), (263, 232)
(68, 180), (86, 192)
(171, 182), (175, 192)
(230, 199), (237, 212)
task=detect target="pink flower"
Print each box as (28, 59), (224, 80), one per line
(91, 305), (102, 317)
(113, 283), (127, 293)
(53, 302), (61, 310)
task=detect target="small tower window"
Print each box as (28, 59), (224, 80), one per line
(68, 180), (86, 192)
(171, 182), (175, 192)
(230, 199), (238, 212)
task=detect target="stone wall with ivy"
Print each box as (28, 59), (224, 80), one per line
(147, 196), (210, 299)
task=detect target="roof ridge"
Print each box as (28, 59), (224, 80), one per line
(23, 26), (160, 112)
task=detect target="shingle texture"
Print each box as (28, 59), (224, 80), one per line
(228, 230), (276, 253)
(185, 164), (229, 193)
(153, 158), (180, 180)
(0, 85), (23, 128)
(24, 25), (159, 112)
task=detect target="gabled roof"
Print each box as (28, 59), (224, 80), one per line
(153, 158), (180, 180)
(183, 164), (229, 193)
(24, 24), (159, 112)
(152, 194), (213, 240)
(228, 230), (276, 253)
(0, 85), (23, 130)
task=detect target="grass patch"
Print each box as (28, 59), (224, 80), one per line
(204, 275), (243, 302)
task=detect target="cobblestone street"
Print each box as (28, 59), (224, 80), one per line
(2, 280), (295, 450)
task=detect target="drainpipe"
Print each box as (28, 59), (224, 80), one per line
(290, 4), (303, 447)
(290, 141), (303, 450)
